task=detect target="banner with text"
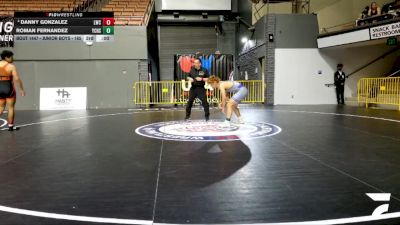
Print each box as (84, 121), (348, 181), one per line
(370, 22), (400, 40)
(0, 16), (14, 47)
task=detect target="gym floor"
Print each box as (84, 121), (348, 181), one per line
(0, 105), (399, 225)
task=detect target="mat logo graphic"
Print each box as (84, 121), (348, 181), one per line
(367, 193), (391, 216)
(135, 120), (281, 141)
(0, 118), (7, 128)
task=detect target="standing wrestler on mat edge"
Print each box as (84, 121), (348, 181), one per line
(207, 75), (247, 127)
(0, 50), (26, 131)
(185, 58), (210, 121)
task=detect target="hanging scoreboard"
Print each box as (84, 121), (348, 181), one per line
(13, 12), (114, 42)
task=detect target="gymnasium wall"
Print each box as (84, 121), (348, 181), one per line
(237, 16), (266, 81)
(2, 26), (148, 110)
(251, 2), (292, 25)
(158, 26), (218, 81)
(275, 49), (337, 105)
(238, 0), (252, 25)
(158, 22), (237, 81)
(275, 14), (319, 49)
(272, 14), (336, 105)
(320, 44), (400, 98)
(274, 40), (399, 105)
(237, 14), (320, 105)
(271, 13), (398, 105)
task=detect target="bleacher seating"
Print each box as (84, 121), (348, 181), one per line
(0, 0), (87, 16)
(101, 0), (150, 26)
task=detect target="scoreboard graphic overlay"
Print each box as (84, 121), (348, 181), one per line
(13, 12), (114, 42)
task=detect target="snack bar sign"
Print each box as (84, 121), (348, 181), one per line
(370, 22), (400, 40)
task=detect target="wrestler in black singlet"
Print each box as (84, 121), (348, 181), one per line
(0, 63), (15, 99)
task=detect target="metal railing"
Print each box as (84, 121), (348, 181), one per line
(319, 21), (356, 34)
(358, 77), (400, 110)
(388, 69), (400, 77)
(143, 0), (155, 26)
(252, 0), (310, 23)
(134, 80), (265, 106)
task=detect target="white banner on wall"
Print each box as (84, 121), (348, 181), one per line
(317, 29), (370, 48)
(370, 22), (400, 40)
(40, 87), (87, 110)
(161, 0), (231, 11)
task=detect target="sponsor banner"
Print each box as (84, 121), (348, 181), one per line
(40, 87), (87, 110)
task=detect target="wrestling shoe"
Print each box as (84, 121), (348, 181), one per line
(219, 120), (231, 128)
(8, 126), (20, 131)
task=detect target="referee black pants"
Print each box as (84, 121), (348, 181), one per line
(186, 86), (209, 119)
(336, 85), (345, 104)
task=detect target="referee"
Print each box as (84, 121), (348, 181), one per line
(185, 58), (210, 121)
